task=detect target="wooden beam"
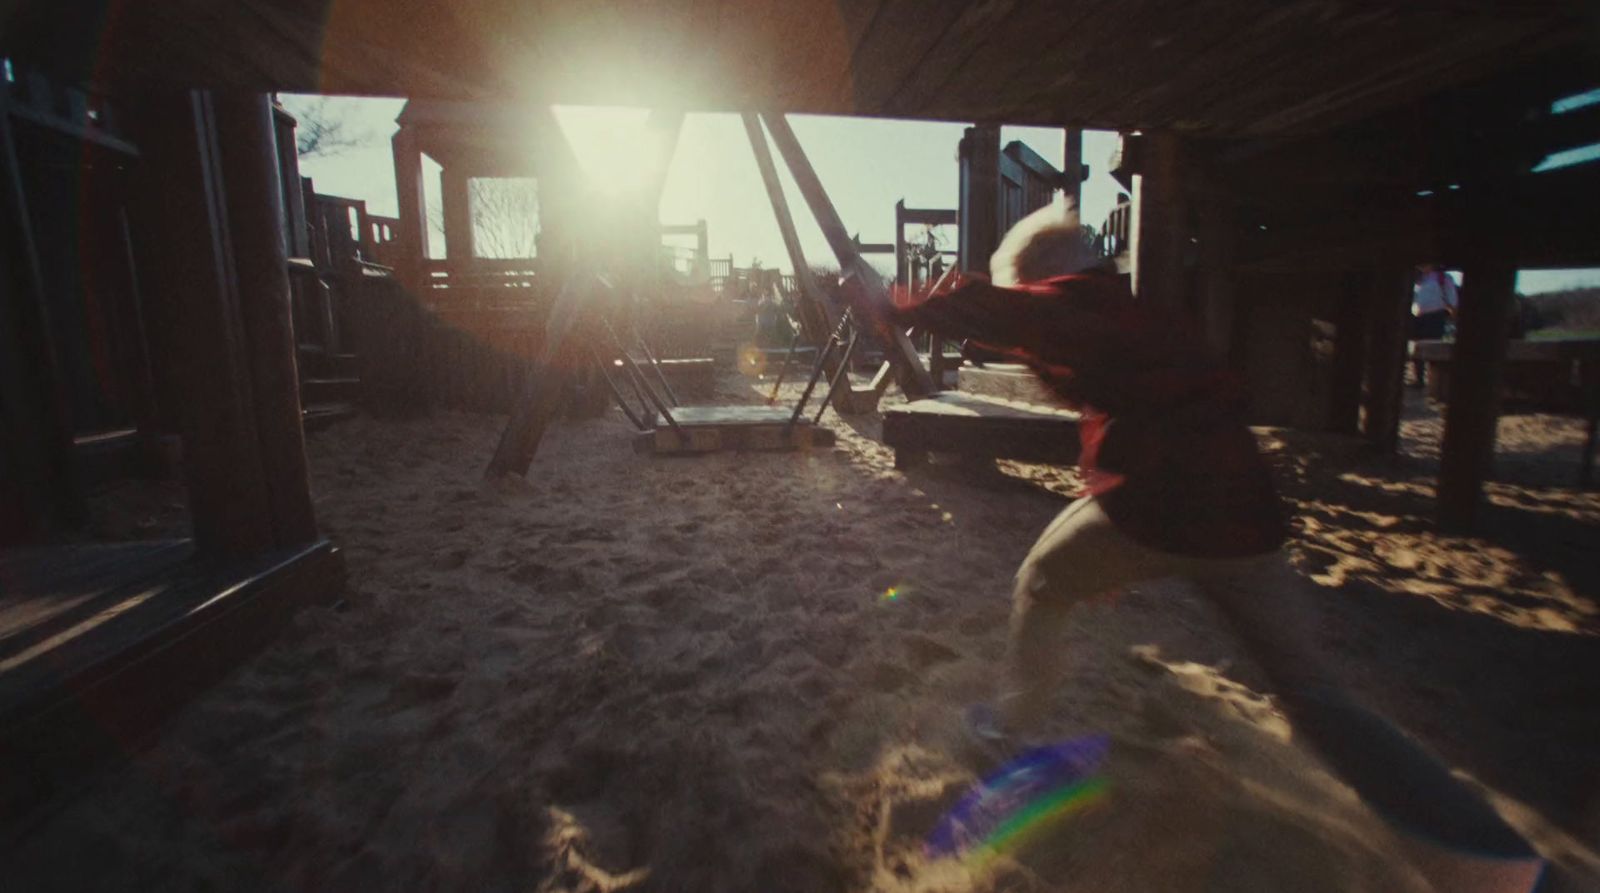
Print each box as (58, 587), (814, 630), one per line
(1438, 181), (1518, 530)
(1129, 131), (1189, 311)
(214, 91), (319, 546)
(760, 113), (936, 400)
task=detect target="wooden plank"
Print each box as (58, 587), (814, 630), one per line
(214, 92), (319, 547)
(0, 540), (192, 649)
(0, 539), (342, 819)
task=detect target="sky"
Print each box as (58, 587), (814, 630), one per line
(283, 95), (1600, 294)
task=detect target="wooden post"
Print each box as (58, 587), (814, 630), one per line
(1361, 263), (1413, 453)
(1062, 126), (1085, 212)
(391, 126), (428, 290)
(441, 165), (474, 261)
(1129, 131), (1188, 311)
(894, 198), (908, 292)
(213, 91), (319, 546)
(1328, 269), (1370, 434)
(958, 125), (1001, 275)
(761, 114), (936, 400)
(0, 92), (83, 540)
(1438, 182), (1517, 530)
(1194, 198), (1238, 359)
(124, 91), (277, 555)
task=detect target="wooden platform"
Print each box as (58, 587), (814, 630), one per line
(882, 391), (1080, 469)
(0, 538), (344, 818)
(635, 405), (836, 455)
(956, 362), (1067, 408)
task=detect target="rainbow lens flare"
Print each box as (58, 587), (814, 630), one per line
(880, 584), (909, 603)
(926, 734), (1111, 868)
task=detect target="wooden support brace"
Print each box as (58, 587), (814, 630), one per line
(759, 113), (935, 400)
(484, 273), (590, 478)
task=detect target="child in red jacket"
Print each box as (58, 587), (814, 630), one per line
(885, 204), (1544, 892)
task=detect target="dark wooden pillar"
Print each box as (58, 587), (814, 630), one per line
(0, 94), (83, 540)
(213, 92), (318, 546)
(1438, 183), (1517, 530)
(441, 166), (474, 262)
(1361, 263), (1413, 454)
(1195, 197), (1238, 359)
(1323, 270), (1370, 434)
(1130, 131), (1188, 312)
(957, 124), (1000, 275)
(1062, 126), (1085, 212)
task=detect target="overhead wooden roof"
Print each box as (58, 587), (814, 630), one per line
(2, 0), (1595, 136)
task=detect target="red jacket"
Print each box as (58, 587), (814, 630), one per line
(893, 272), (1286, 558)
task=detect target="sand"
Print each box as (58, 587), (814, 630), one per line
(9, 374), (1600, 892)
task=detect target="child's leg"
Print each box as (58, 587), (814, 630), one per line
(1201, 557), (1543, 891)
(1003, 498), (1178, 733)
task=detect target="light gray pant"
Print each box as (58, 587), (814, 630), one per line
(1008, 497), (1539, 877)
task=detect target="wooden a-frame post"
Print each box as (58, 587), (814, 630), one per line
(484, 109), (684, 479)
(741, 113), (859, 405)
(758, 114), (937, 401)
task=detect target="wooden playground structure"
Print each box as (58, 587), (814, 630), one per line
(2, 0), (1599, 824)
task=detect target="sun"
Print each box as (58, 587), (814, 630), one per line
(551, 105), (658, 199)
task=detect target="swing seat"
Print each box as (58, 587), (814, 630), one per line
(634, 405), (836, 455)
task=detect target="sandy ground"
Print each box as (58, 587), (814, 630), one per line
(10, 373), (1600, 892)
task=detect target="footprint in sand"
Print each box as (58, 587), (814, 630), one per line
(903, 633), (962, 669)
(868, 662), (918, 692)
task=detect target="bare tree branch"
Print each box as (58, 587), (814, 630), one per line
(279, 95), (369, 159)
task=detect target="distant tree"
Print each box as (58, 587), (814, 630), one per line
(469, 178), (541, 259)
(278, 95), (368, 159)
(425, 177), (541, 259)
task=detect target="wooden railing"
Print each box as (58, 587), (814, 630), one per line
(1100, 201), (1131, 259)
